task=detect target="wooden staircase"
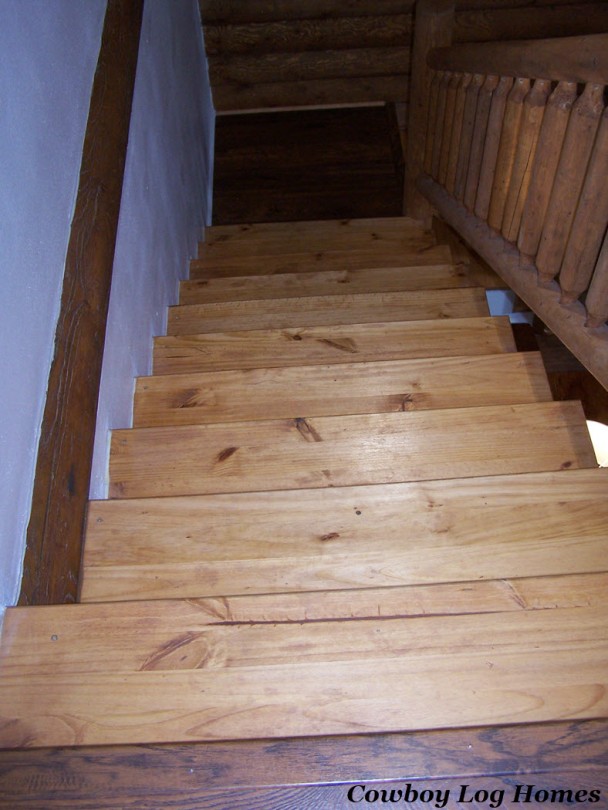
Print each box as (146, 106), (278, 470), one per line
(1, 215), (607, 750)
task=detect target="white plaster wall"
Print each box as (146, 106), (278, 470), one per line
(0, 0), (107, 611)
(89, 0), (215, 498)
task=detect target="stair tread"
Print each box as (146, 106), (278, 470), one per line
(167, 288), (490, 335)
(153, 316), (517, 375)
(1, 592), (606, 747)
(190, 242), (451, 279)
(109, 401), (596, 499)
(180, 263), (479, 305)
(204, 215), (428, 243)
(134, 352), (552, 428)
(83, 468), (608, 602)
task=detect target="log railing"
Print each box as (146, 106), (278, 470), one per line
(416, 33), (608, 390)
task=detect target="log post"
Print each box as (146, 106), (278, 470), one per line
(446, 72), (472, 194)
(464, 74), (499, 212)
(559, 107), (608, 305)
(438, 72), (461, 185)
(454, 73), (484, 201)
(536, 82), (604, 286)
(517, 81), (578, 265)
(586, 231), (608, 329)
(474, 75), (512, 222)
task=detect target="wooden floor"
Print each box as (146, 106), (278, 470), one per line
(1, 215), (607, 804)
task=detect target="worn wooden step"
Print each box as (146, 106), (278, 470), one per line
(153, 316), (516, 375)
(179, 263), (477, 305)
(109, 401), (595, 499)
(202, 216), (428, 255)
(190, 243), (451, 279)
(134, 352), (552, 428)
(1, 590), (606, 747)
(167, 288), (489, 335)
(83, 468), (608, 602)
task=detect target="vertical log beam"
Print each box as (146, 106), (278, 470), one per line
(446, 72), (472, 194)
(560, 108), (608, 304)
(464, 74), (499, 212)
(474, 75), (512, 222)
(518, 81), (578, 264)
(431, 71), (452, 178)
(487, 77), (530, 232)
(536, 82), (604, 286)
(438, 72), (461, 185)
(501, 78), (551, 243)
(586, 231), (608, 329)
(454, 73), (484, 202)
(405, 0), (455, 218)
(18, 0), (145, 606)
(423, 71), (443, 175)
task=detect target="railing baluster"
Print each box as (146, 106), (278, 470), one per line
(487, 77), (530, 232)
(454, 73), (485, 201)
(559, 107), (608, 305)
(517, 81), (578, 265)
(424, 71), (443, 175)
(439, 72), (462, 186)
(585, 230), (608, 329)
(536, 82), (604, 286)
(501, 78), (551, 243)
(464, 74), (499, 212)
(446, 72), (472, 194)
(474, 75), (513, 223)
(431, 72), (452, 179)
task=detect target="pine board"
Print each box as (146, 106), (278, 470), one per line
(189, 243), (451, 279)
(153, 317), (517, 375)
(179, 264), (476, 305)
(109, 402), (596, 499)
(84, 469), (608, 601)
(0, 603), (606, 747)
(134, 352), (552, 428)
(167, 288), (489, 335)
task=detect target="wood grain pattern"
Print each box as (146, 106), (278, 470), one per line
(109, 401), (595, 499)
(84, 468), (608, 601)
(18, 0), (144, 606)
(180, 264), (474, 305)
(204, 216), (427, 248)
(134, 352), (552, 428)
(190, 242), (450, 279)
(1, 719), (606, 809)
(200, 0), (414, 24)
(153, 316), (516, 375)
(474, 75), (512, 221)
(166, 288), (489, 335)
(0, 602), (606, 747)
(586, 231), (608, 329)
(429, 33), (608, 84)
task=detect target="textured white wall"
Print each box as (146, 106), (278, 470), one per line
(0, 0), (107, 611)
(89, 0), (215, 498)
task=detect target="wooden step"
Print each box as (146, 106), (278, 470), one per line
(201, 216), (429, 257)
(189, 243), (451, 279)
(1, 586), (606, 747)
(153, 316), (517, 375)
(167, 288), (489, 335)
(109, 401), (596, 499)
(179, 263), (477, 305)
(83, 469), (608, 602)
(134, 352), (552, 428)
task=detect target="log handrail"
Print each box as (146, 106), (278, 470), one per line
(19, 0), (144, 605)
(429, 33), (608, 84)
(417, 31), (608, 390)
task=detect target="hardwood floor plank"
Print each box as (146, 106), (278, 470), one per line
(84, 469), (608, 601)
(109, 402), (596, 499)
(153, 317), (517, 375)
(1, 719), (606, 808)
(189, 243), (450, 279)
(167, 288), (489, 335)
(179, 264), (480, 305)
(134, 352), (552, 427)
(0, 605), (606, 747)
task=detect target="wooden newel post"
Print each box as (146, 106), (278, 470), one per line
(405, 0), (455, 219)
